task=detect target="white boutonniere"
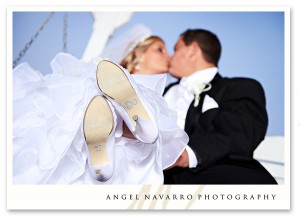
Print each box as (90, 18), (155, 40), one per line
(192, 83), (212, 107)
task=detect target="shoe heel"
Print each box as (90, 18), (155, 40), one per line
(83, 95), (114, 181)
(97, 60), (157, 143)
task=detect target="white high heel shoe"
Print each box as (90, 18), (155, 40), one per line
(96, 60), (159, 144)
(83, 95), (116, 182)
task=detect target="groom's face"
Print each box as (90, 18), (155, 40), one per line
(169, 37), (194, 78)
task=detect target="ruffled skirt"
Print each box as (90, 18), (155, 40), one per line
(12, 53), (188, 184)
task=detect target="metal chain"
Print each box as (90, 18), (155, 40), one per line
(13, 12), (55, 68)
(63, 12), (68, 52)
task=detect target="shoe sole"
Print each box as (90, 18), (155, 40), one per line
(97, 60), (150, 127)
(83, 95), (113, 170)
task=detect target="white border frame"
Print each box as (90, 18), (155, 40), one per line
(7, 6), (290, 210)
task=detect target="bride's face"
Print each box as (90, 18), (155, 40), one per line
(139, 40), (170, 74)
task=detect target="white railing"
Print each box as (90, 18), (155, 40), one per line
(254, 136), (285, 184)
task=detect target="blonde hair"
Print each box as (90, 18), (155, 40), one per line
(120, 36), (164, 73)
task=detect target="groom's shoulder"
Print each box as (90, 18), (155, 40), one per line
(223, 76), (263, 90)
(218, 76), (265, 98)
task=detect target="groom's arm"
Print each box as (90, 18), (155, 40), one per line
(170, 78), (268, 171)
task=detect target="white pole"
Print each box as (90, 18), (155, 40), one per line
(81, 12), (133, 62)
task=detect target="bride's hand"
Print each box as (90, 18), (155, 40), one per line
(164, 149), (189, 170)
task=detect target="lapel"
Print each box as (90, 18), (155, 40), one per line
(184, 73), (224, 133)
(163, 79), (180, 96)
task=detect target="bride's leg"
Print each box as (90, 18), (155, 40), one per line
(122, 122), (136, 139)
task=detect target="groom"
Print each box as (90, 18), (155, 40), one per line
(163, 29), (277, 184)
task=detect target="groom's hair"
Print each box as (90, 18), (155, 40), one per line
(181, 29), (221, 66)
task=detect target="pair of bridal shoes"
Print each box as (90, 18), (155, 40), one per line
(83, 60), (159, 182)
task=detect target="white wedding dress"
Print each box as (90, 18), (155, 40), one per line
(13, 52), (188, 184)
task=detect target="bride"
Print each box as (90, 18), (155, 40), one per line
(13, 24), (188, 184)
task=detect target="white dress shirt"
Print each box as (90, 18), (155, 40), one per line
(164, 67), (218, 168)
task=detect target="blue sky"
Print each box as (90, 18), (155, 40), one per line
(12, 11), (286, 136)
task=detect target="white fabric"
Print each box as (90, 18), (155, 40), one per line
(100, 23), (152, 64)
(132, 73), (167, 96)
(164, 67), (218, 167)
(185, 145), (197, 168)
(13, 53), (188, 184)
(202, 94), (219, 113)
(164, 67), (218, 129)
(113, 75), (188, 184)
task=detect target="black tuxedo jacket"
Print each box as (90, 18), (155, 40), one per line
(164, 73), (268, 172)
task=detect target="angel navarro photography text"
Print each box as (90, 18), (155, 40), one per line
(106, 193), (277, 201)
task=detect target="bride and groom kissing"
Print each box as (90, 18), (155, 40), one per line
(13, 24), (277, 185)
